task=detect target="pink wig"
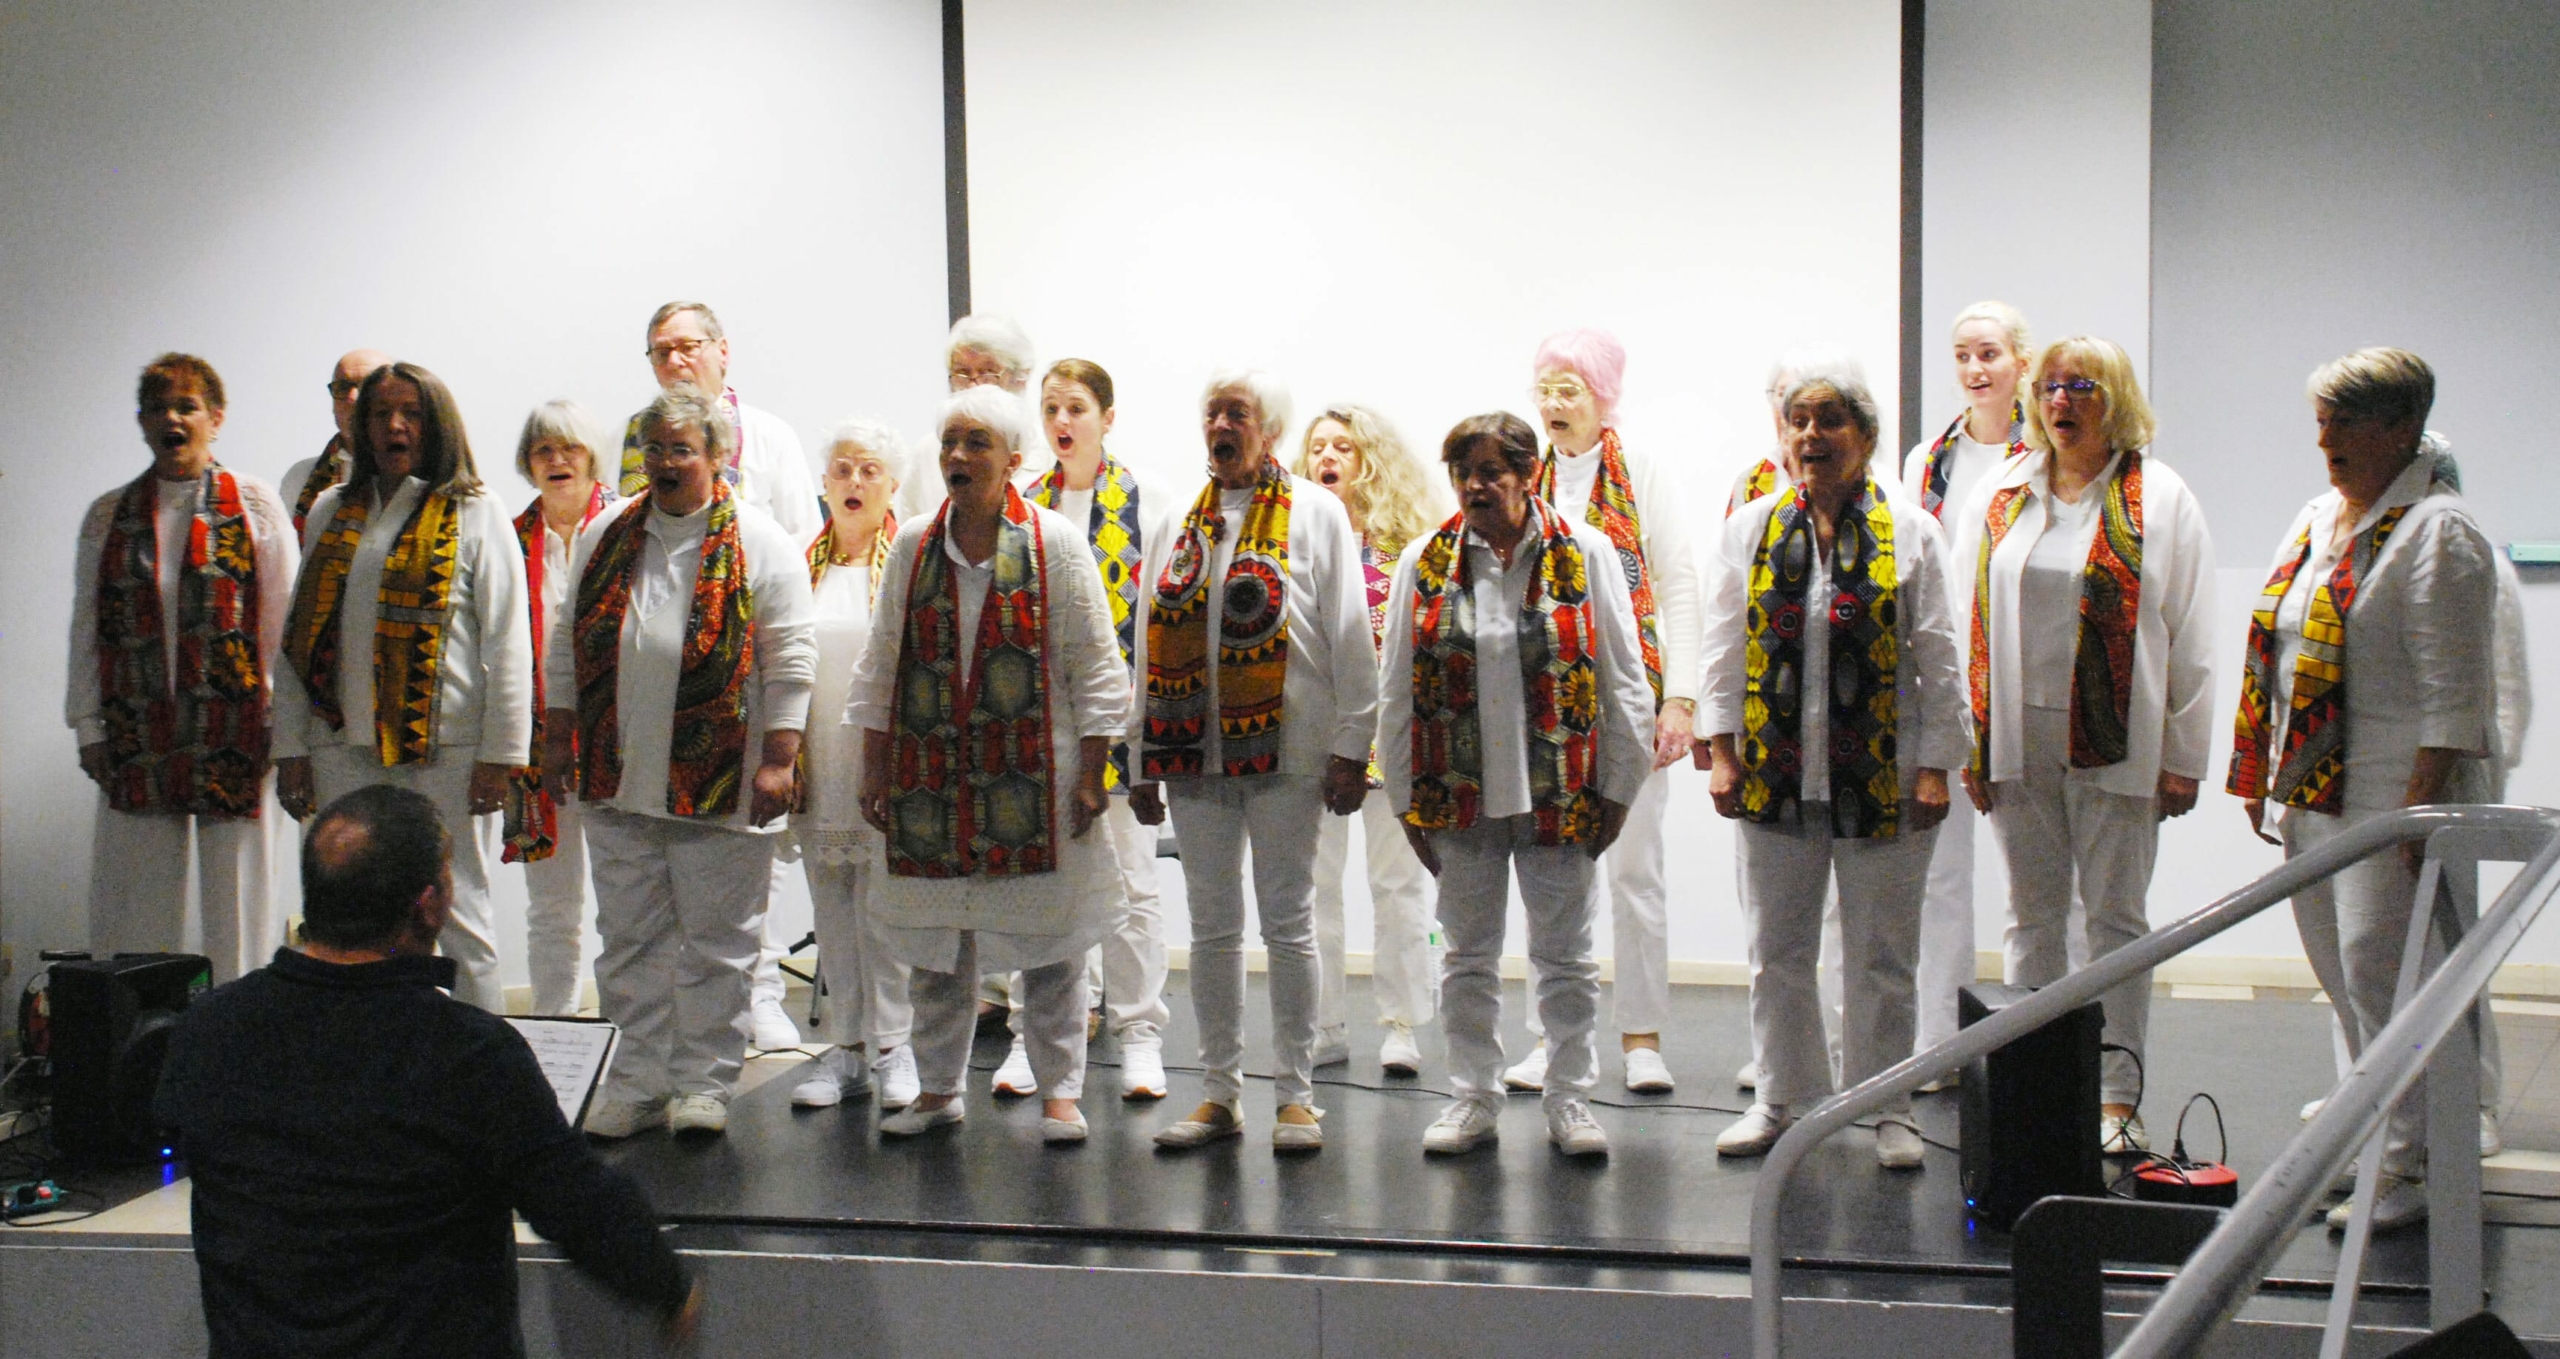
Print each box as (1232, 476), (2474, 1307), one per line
(1532, 328), (1627, 419)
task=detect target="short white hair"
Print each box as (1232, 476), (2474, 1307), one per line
(946, 314), (1034, 379)
(938, 383), (1031, 453)
(513, 398), (614, 484)
(1201, 367), (1292, 445)
(1778, 357), (1881, 445)
(1764, 350), (1841, 409)
(821, 417), (911, 488)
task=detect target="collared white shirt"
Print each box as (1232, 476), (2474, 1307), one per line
(1377, 517), (1656, 820)
(731, 399), (822, 539)
(1902, 424), (2016, 605)
(1544, 432), (1702, 704)
(68, 469), (299, 746)
(546, 497), (817, 831)
(273, 478), (533, 766)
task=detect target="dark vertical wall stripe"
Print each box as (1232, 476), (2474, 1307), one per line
(942, 0), (970, 323)
(1898, 0), (1925, 461)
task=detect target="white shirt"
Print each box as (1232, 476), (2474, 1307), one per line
(796, 559), (878, 856)
(1903, 424), (2015, 607)
(547, 497), (817, 830)
(68, 470), (299, 746)
(1377, 518), (1656, 820)
(1129, 474), (1379, 779)
(733, 401), (821, 539)
(1544, 433), (1702, 704)
(2018, 482), (2102, 708)
(273, 479), (534, 766)
(1954, 451), (2217, 795)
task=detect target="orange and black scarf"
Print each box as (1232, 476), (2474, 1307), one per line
(94, 466), (269, 817)
(1739, 482), (1902, 838)
(1143, 460), (1291, 779)
(1967, 451), (2145, 779)
(283, 482), (460, 766)
(573, 481), (756, 817)
(805, 510), (897, 589)
(501, 486), (608, 863)
(886, 487), (1057, 877)
(1537, 428), (1662, 704)
(1404, 500), (1602, 845)
(291, 436), (348, 535)
(1913, 404), (2027, 521)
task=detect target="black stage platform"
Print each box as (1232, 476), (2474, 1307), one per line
(596, 978), (2560, 1337)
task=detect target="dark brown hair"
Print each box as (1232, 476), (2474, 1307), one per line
(138, 352), (226, 412)
(1441, 411), (1540, 478)
(1042, 358), (1115, 412)
(350, 361), (484, 498)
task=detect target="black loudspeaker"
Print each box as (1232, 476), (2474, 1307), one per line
(47, 954), (210, 1166)
(1959, 982), (2103, 1230)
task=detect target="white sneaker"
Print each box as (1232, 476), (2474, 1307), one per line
(1547, 1099), (1610, 1157)
(874, 1045), (920, 1111)
(583, 1096), (667, 1139)
(1042, 1109), (1089, 1145)
(1502, 1043), (1549, 1093)
(1121, 1043), (1169, 1101)
(1422, 1098), (1501, 1155)
(2482, 1109), (2505, 1158)
(1312, 1024), (1351, 1067)
(751, 998), (802, 1052)
(2102, 1112), (2151, 1156)
(992, 1037), (1036, 1096)
(1717, 1103), (1794, 1157)
(791, 1046), (872, 1107)
(1379, 1022), (1423, 1077)
(668, 1093), (728, 1137)
(1736, 1060), (1761, 1091)
(1623, 1047), (1675, 1093)
(1877, 1119), (1925, 1170)
(881, 1097), (965, 1137)
(2328, 1174), (2428, 1233)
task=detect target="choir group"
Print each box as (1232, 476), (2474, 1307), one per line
(70, 298), (2526, 1234)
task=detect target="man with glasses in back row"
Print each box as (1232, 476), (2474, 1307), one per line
(281, 347), (392, 534)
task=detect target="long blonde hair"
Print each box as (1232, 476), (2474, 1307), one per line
(1293, 404), (1438, 558)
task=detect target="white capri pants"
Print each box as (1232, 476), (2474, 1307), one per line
(520, 793), (591, 1016)
(584, 806), (774, 1103)
(88, 789), (279, 984)
(1314, 794), (1437, 1032)
(804, 856), (913, 1052)
(1167, 773), (1325, 1109)
(310, 746), (502, 1012)
(1433, 814), (1599, 1107)
(1913, 792), (1977, 1054)
(912, 934), (1086, 1101)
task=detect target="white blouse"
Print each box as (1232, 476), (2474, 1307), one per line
(794, 559), (878, 863)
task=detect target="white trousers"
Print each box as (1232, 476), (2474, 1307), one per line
(1991, 708), (2159, 1106)
(913, 935), (1085, 1100)
(520, 794), (592, 1015)
(309, 746), (502, 1012)
(1739, 806), (1933, 1114)
(1096, 795), (1171, 1043)
(88, 790), (279, 984)
(752, 856), (796, 1010)
(804, 856), (913, 1051)
(1525, 762), (1671, 1043)
(1435, 815), (1598, 1106)
(1913, 792), (1977, 1053)
(1313, 795), (1437, 1031)
(1168, 774), (1324, 1108)
(584, 807), (774, 1102)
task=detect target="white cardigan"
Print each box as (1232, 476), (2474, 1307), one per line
(1952, 450), (2217, 796)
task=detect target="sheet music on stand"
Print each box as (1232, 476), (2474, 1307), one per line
(504, 1017), (620, 1128)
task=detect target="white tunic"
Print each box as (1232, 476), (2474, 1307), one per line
(731, 400), (822, 539)
(1544, 433), (1703, 704)
(794, 558), (879, 863)
(1902, 424), (2015, 605)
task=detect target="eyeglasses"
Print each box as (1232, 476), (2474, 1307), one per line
(1533, 379), (1591, 402)
(326, 379), (362, 398)
(948, 365), (1015, 388)
(646, 337), (716, 363)
(639, 440), (706, 460)
(2038, 378), (2102, 399)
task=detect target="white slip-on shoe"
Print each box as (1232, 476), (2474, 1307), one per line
(751, 998), (802, 1052)
(1877, 1119), (1925, 1170)
(1272, 1105), (1324, 1152)
(1502, 1043), (1549, 1093)
(1736, 1060), (1761, 1091)
(2328, 1174), (2428, 1233)
(1623, 1047), (1675, 1094)
(1717, 1103), (1794, 1157)
(1312, 1024), (1351, 1068)
(1154, 1101), (1244, 1149)
(2300, 1096), (2325, 1123)
(2101, 1112), (2151, 1156)
(583, 1097), (668, 1140)
(881, 1097), (966, 1137)
(1121, 1043), (1169, 1101)
(992, 1037), (1036, 1097)
(668, 1093), (729, 1137)
(1422, 1098), (1502, 1155)
(2482, 1108), (2505, 1159)
(1042, 1109), (1090, 1145)
(1547, 1099), (1610, 1158)
(791, 1046), (872, 1108)
(874, 1045), (920, 1111)
(1379, 1022), (1423, 1078)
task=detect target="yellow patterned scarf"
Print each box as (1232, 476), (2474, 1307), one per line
(1031, 454), (1144, 789)
(1739, 482), (1902, 838)
(1144, 460), (1290, 778)
(283, 483), (461, 766)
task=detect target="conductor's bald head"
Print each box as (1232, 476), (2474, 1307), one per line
(301, 785), (451, 953)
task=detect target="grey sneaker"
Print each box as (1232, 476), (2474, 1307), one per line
(668, 1093), (728, 1137)
(791, 1046), (872, 1108)
(582, 1097), (668, 1140)
(1422, 1098), (1501, 1155)
(1547, 1099), (1610, 1157)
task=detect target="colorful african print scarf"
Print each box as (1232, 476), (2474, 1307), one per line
(1143, 461), (1291, 779)
(1031, 454), (1143, 789)
(284, 482), (461, 766)
(1967, 451), (2145, 780)
(501, 486), (609, 863)
(1728, 457), (1783, 518)
(1404, 501), (1603, 846)
(292, 436), (347, 535)
(885, 486), (1058, 877)
(806, 509), (897, 589)
(94, 466), (269, 817)
(2227, 462), (2452, 812)
(1914, 404), (2027, 521)
(617, 386), (747, 498)
(1739, 482), (1902, 838)
(1537, 428), (1662, 703)
(573, 481), (756, 817)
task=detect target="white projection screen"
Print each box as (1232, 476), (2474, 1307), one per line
(965, 0), (1905, 970)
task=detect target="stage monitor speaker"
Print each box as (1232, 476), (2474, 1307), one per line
(1959, 982), (2103, 1231)
(48, 953), (210, 1166)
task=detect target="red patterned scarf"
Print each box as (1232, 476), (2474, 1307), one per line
(1966, 451), (2145, 779)
(94, 466), (269, 817)
(1728, 456), (1782, 518)
(1537, 428), (1661, 703)
(1143, 460), (1292, 779)
(501, 485), (608, 863)
(291, 436), (348, 535)
(283, 483), (461, 766)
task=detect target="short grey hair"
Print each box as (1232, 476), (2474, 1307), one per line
(635, 386), (736, 461)
(2309, 346), (2435, 429)
(512, 399), (615, 484)
(946, 314), (1034, 380)
(1779, 358), (1881, 446)
(645, 300), (723, 343)
(1201, 367), (1293, 447)
(821, 416), (911, 488)
(1764, 350), (1838, 409)
(939, 383), (1031, 454)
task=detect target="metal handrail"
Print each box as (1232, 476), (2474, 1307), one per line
(1746, 803), (2560, 1359)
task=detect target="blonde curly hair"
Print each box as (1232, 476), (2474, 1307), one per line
(1293, 404), (1440, 558)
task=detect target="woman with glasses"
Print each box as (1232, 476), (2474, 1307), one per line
(1954, 336), (2215, 1157)
(1294, 403), (1445, 1078)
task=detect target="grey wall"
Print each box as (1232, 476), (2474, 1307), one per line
(2151, 0), (2560, 562)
